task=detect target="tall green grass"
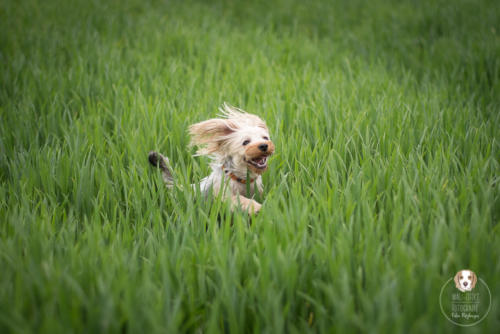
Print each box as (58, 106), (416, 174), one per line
(1, 0), (499, 332)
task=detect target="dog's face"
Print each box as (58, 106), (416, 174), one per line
(454, 270), (477, 292)
(228, 124), (275, 174)
(189, 104), (275, 175)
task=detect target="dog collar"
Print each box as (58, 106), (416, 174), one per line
(222, 165), (255, 184)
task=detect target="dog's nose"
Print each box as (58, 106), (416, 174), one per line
(463, 282), (468, 286)
(258, 144), (268, 152)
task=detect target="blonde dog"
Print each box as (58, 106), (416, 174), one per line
(148, 103), (274, 214)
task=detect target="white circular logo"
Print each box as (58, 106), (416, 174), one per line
(439, 270), (491, 327)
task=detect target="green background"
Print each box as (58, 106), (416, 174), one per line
(1, 0), (499, 332)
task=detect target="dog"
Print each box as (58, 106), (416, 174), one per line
(454, 270), (477, 292)
(148, 103), (275, 214)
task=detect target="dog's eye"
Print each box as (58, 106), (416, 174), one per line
(263, 136), (269, 140)
(242, 140), (250, 146)
(460, 276), (463, 279)
(468, 276), (471, 279)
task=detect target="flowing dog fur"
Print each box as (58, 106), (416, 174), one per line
(148, 103), (274, 214)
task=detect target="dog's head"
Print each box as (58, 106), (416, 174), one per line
(454, 270), (477, 292)
(189, 103), (275, 175)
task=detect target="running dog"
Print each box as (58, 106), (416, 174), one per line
(148, 103), (274, 214)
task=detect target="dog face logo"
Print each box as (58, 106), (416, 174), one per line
(454, 270), (477, 292)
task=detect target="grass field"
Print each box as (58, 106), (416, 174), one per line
(1, 0), (499, 332)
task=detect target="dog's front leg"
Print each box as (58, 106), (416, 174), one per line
(231, 195), (262, 214)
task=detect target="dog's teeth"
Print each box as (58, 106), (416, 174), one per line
(249, 156), (268, 168)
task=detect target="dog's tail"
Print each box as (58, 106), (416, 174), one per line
(148, 151), (174, 187)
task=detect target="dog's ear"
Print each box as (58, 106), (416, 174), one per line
(454, 271), (461, 288)
(189, 118), (238, 155)
(471, 271), (477, 288)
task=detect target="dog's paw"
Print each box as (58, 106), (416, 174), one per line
(250, 201), (262, 215)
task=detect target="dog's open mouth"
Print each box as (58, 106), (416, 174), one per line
(247, 156), (268, 169)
